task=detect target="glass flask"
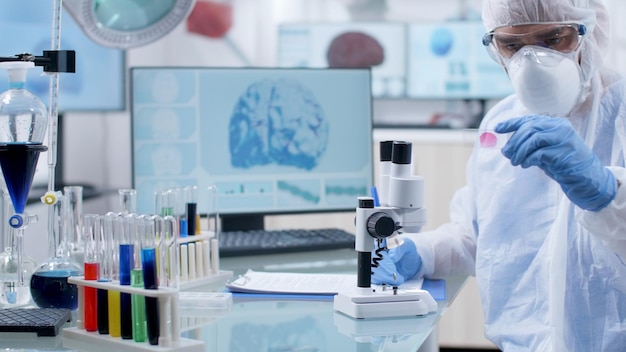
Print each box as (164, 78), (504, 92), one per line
(30, 192), (83, 309)
(0, 61), (47, 144)
(0, 61), (48, 307)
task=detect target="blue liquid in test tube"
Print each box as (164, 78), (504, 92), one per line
(119, 243), (134, 339)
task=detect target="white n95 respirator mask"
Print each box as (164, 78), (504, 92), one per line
(507, 46), (582, 117)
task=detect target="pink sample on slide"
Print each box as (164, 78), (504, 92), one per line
(479, 131), (498, 148)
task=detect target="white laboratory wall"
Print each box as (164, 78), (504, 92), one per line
(48, 0), (626, 349)
(63, 0), (486, 194)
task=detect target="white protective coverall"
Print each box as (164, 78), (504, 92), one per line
(403, 0), (626, 350)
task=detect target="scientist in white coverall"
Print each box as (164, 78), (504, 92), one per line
(372, 0), (626, 351)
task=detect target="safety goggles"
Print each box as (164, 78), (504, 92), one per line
(482, 23), (586, 63)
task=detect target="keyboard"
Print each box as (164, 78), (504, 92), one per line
(218, 228), (356, 257)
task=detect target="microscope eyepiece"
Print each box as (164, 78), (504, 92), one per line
(391, 141), (412, 165)
(380, 140), (393, 162)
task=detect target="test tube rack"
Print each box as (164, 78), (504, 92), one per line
(62, 277), (203, 352)
(176, 230), (232, 290)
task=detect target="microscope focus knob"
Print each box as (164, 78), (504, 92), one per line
(367, 212), (396, 238)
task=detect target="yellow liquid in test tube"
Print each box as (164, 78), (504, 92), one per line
(108, 290), (121, 337)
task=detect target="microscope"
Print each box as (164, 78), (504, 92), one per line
(333, 141), (437, 319)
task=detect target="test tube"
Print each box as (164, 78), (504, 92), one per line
(83, 214), (100, 332)
(95, 214), (109, 335)
(131, 215), (146, 343)
(97, 213), (114, 335)
(161, 216), (179, 289)
(142, 215), (160, 345)
(207, 185), (220, 273)
(120, 214), (136, 339)
(107, 214), (122, 337)
(64, 186), (84, 264)
(185, 186), (198, 236)
(159, 190), (175, 217)
(119, 189), (137, 214)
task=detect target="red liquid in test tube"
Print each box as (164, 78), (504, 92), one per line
(84, 262), (99, 332)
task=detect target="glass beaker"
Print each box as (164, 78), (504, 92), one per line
(30, 192), (83, 309)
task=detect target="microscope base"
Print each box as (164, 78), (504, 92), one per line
(333, 289), (437, 319)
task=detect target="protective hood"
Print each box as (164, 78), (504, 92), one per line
(482, 0), (609, 88)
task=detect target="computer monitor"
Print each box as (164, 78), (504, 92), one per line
(277, 22), (406, 99)
(131, 67), (374, 231)
(407, 21), (513, 99)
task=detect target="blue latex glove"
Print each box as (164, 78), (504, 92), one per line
(371, 238), (422, 285)
(495, 115), (617, 211)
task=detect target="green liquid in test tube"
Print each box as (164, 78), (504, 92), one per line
(159, 190), (175, 217)
(130, 215), (146, 342)
(131, 268), (146, 342)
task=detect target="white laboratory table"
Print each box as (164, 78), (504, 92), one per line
(1, 249), (467, 352)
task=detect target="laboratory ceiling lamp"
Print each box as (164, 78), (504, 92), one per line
(63, 0), (196, 49)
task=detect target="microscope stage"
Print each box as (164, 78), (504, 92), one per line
(333, 289), (437, 319)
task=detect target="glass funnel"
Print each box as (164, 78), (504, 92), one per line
(0, 61), (48, 214)
(0, 61), (48, 306)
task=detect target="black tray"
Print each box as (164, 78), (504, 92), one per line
(0, 308), (72, 336)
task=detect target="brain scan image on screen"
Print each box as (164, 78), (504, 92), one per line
(326, 31), (385, 68)
(131, 67), (373, 215)
(229, 78), (329, 171)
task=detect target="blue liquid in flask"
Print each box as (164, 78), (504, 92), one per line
(30, 269), (81, 310)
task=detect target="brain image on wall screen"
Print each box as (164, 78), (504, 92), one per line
(229, 78), (329, 171)
(326, 31), (385, 68)
(277, 23), (405, 98)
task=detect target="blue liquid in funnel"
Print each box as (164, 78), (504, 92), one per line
(0, 143), (47, 214)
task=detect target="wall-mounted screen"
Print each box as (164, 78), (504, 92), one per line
(131, 67), (374, 221)
(407, 21), (513, 99)
(277, 22), (406, 98)
(0, 0), (126, 112)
